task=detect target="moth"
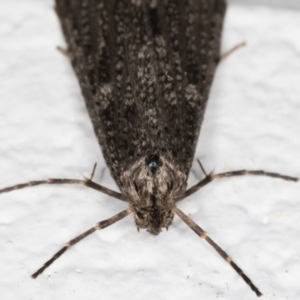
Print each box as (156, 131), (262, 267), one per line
(0, 0), (298, 297)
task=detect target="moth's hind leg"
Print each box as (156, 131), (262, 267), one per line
(32, 209), (130, 278)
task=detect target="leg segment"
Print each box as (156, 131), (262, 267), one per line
(184, 168), (298, 199)
(220, 42), (246, 62)
(32, 209), (130, 278)
(175, 208), (262, 297)
(0, 177), (124, 201)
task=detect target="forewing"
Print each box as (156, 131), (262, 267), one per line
(55, 0), (226, 186)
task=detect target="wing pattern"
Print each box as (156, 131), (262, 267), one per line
(55, 0), (226, 187)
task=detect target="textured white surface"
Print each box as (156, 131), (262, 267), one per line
(0, 1), (300, 300)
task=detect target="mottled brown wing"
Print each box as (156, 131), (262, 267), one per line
(55, 0), (226, 187)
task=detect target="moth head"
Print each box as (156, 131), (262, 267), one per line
(132, 200), (175, 235)
(120, 155), (187, 235)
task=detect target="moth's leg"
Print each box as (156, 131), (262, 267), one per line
(56, 46), (72, 59)
(212, 170), (298, 182)
(219, 42), (246, 63)
(84, 179), (125, 201)
(0, 178), (124, 201)
(89, 162), (97, 180)
(32, 209), (130, 278)
(184, 167), (298, 199)
(175, 208), (262, 297)
(197, 159), (208, 177)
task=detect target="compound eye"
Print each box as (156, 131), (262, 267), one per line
(136, 211), (144, 219)
(167, 181), (173, 191)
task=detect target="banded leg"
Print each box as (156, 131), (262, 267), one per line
(175, 208), (262, 297)
(32, 209), (130, 278)
(0, 177), (124, 201)
(220, 42), (246, 62)
(184, 165), (298, 199)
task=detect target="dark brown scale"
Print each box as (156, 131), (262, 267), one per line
(148, 6), (161, 36)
